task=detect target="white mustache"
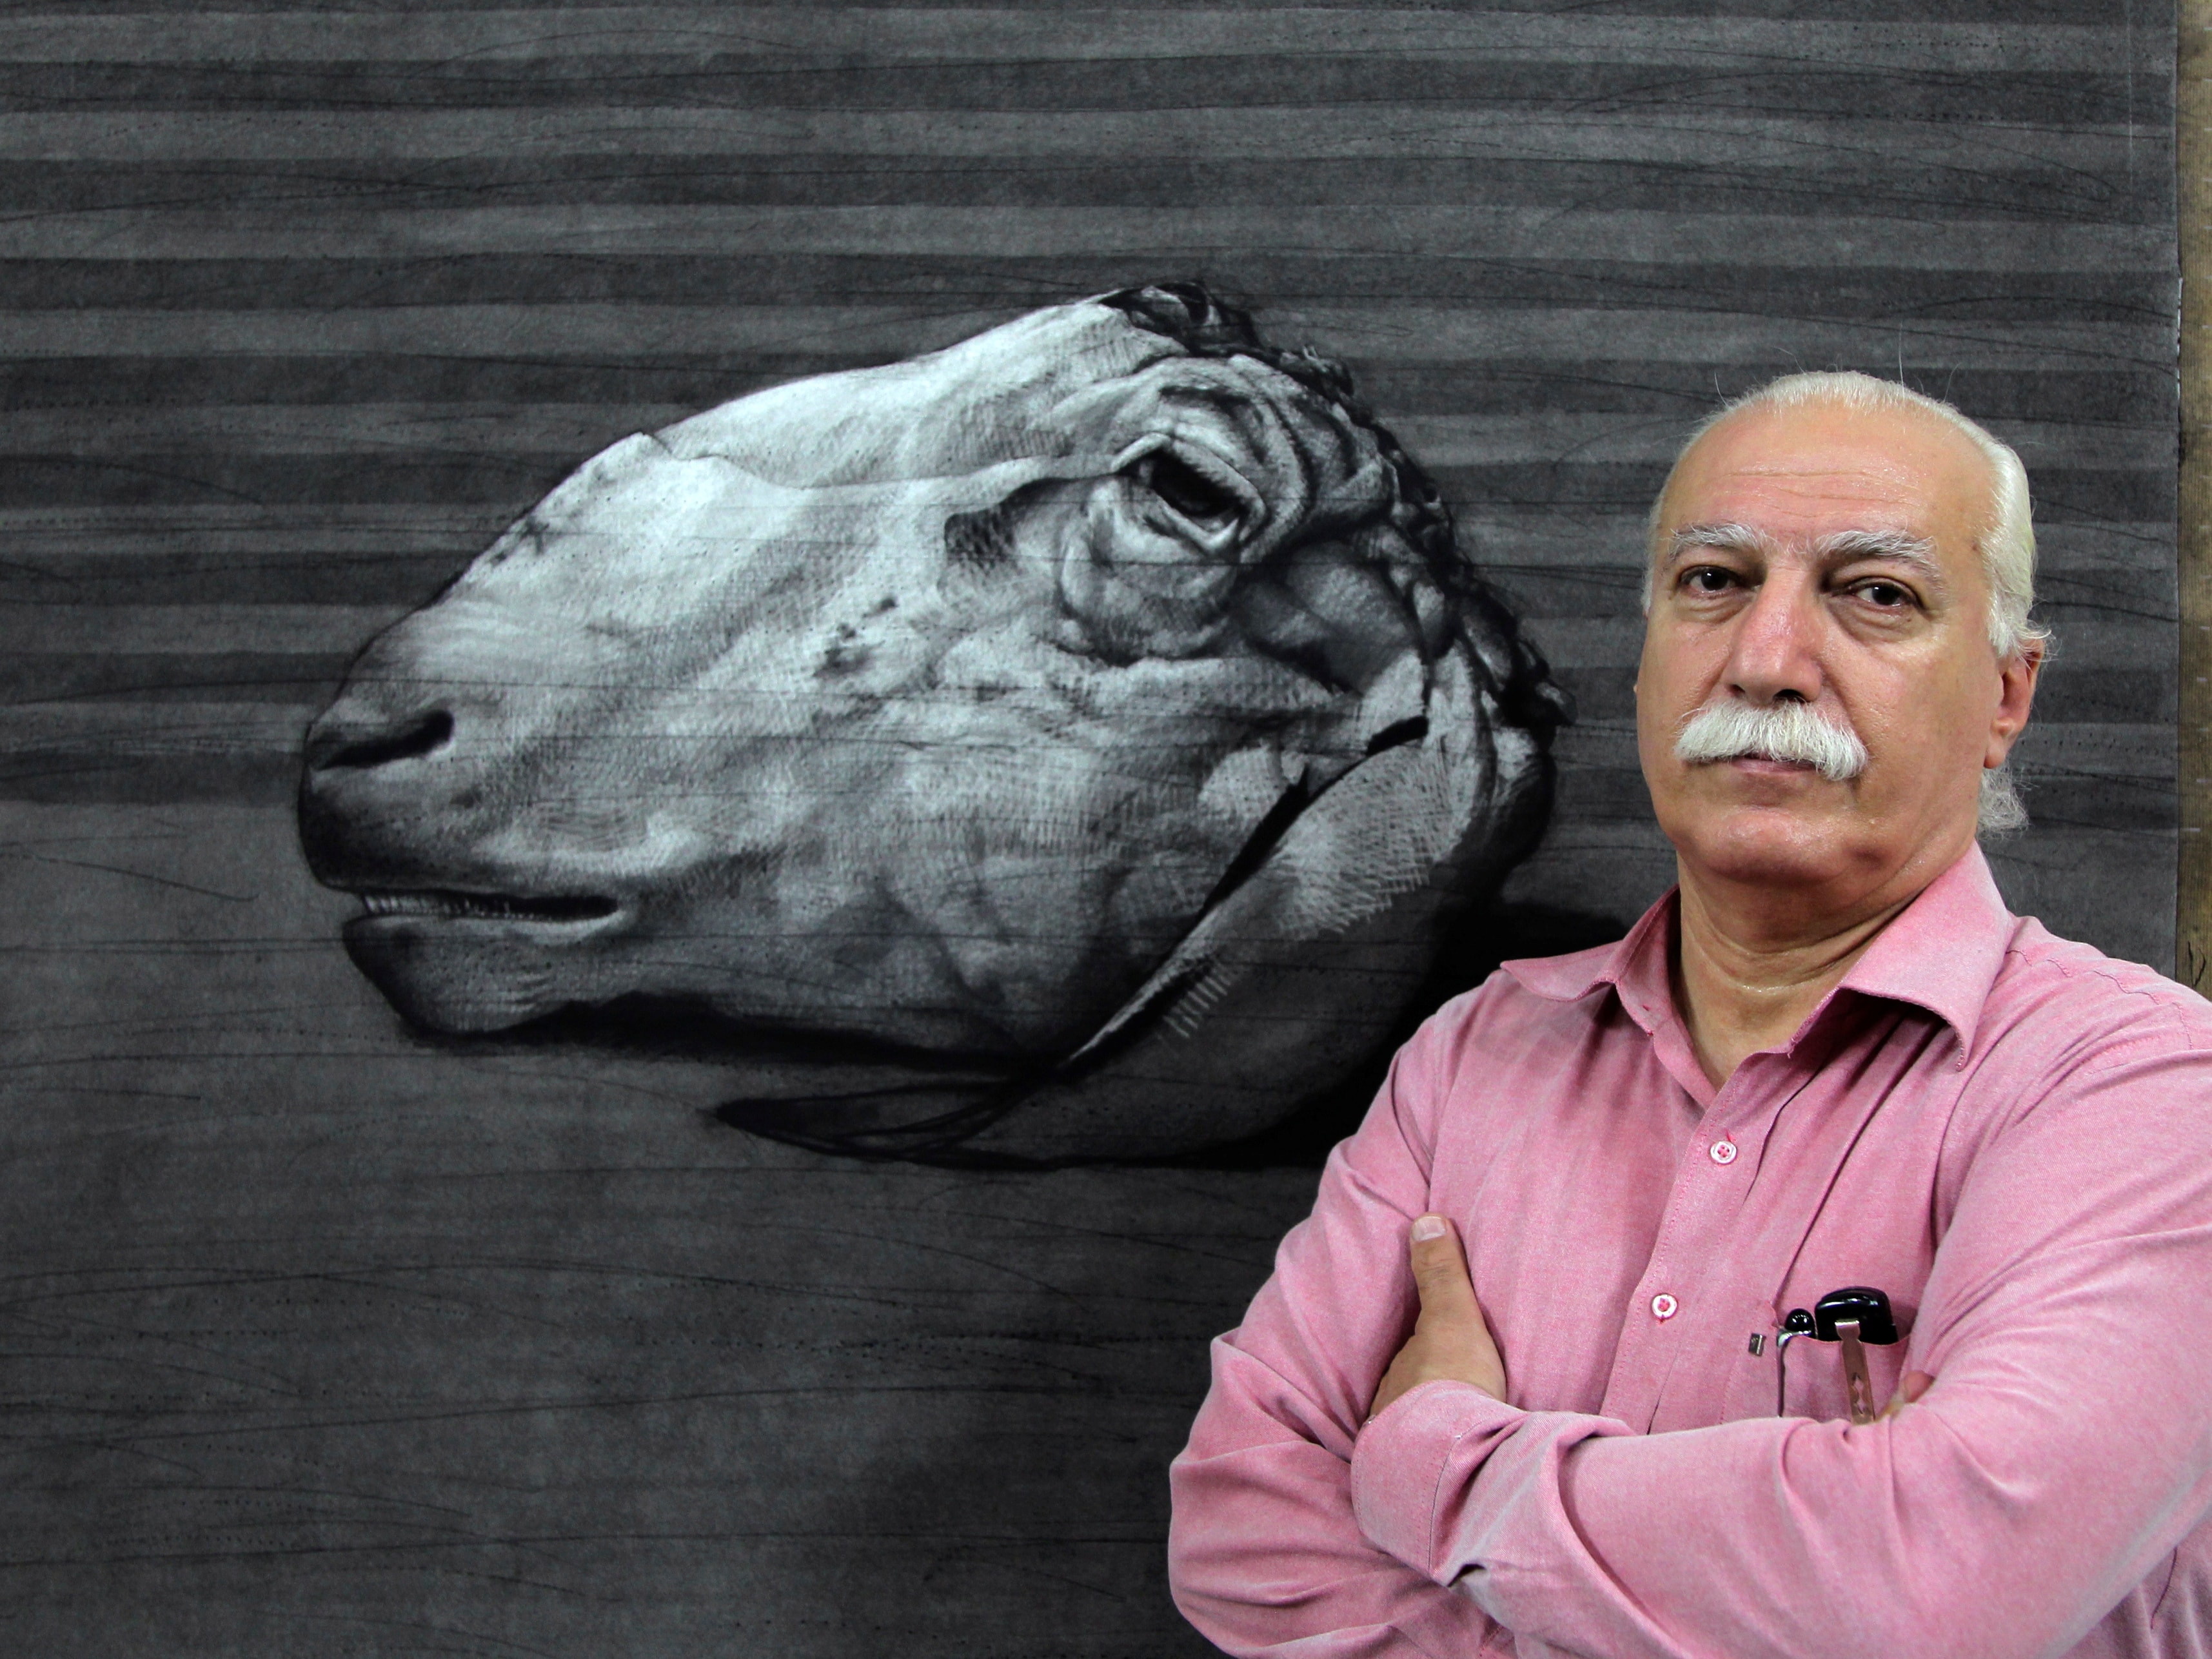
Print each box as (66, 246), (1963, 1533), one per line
(1674, 698), (1868, 783)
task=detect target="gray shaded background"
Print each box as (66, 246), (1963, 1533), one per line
(0, 4), (2177, 1654)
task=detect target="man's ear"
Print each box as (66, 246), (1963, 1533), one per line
(1984, 640), (2044, 767)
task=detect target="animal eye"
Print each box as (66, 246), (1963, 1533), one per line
(1136, 451), (1243, 531)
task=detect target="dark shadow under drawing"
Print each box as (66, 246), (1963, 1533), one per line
(298, 283), (1570, 1164)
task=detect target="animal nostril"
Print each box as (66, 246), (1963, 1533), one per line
(313, 709), (454, 772)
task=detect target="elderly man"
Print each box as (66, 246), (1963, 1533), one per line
(1167, 373), (2212, 1658)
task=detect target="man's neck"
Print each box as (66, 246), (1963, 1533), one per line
(1670, 872), (1922, 1088)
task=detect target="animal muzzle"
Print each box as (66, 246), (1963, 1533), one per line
(299, 676), (633, 1030)
(299, 683), (475, 887)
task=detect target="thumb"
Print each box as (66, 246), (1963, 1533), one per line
(1407, 1213), (1479, 1324)
(1879, 1369), (1936, 1421)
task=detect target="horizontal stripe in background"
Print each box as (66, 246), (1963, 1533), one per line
(0, 1), (2177, 959)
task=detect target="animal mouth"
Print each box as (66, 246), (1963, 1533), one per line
(353, 889), (620, 924)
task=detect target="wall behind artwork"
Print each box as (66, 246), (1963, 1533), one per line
(0, 5), (2176, 1656)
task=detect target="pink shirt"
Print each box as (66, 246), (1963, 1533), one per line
(1169, 847), (2212, 1658)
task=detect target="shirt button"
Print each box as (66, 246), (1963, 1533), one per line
(1651, 1293), (1678, 1320)
(1709, 1138), (1738, 1165)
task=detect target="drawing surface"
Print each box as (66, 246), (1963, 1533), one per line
(0, 5), (2178, 1654)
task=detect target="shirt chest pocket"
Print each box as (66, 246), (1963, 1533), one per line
(1772, 1324), (1910, 1422)
(1717, 1284), (1917, 1424)
(1736, 1186), (1933, 1424)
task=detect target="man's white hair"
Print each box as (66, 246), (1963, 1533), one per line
(1643, 370), (2048, 836)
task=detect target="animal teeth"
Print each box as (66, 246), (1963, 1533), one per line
(355, 890), (617, 923)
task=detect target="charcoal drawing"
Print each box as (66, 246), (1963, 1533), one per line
(299, 283), (1564, 1163)
(0, 5), (2178, 1656)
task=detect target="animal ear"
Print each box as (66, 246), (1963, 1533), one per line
(953, 644), (1555, 1161)
(1235, 550), (1420, 692)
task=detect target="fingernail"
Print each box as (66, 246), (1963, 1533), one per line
(1410, 1214), (1448, 1242)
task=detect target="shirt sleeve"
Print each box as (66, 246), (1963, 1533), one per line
(1347, 1032), (2212, 1659)
(1167, 1001), (1505, 1658)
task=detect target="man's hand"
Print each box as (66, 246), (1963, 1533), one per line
(1362, 1212), (1933, 1429)
(1880, 1369), (1935, 1420)
(1367, 1213), (1506, 1423)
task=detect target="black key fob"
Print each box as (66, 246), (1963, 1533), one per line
(1815, 1286), (1897, 1423)
(1813, 1286), (1899, 1344)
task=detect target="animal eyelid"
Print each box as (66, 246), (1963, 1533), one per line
(1139, 451), (1245, 527)
(1111, 435), (1265, 524)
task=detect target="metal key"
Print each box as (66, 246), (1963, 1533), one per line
(1775, 1286), (1900, 1423)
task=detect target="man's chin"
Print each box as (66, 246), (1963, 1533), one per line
(1665, 797), (1864, 887)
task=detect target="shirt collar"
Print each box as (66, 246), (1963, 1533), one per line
(1833, 844), (2013, 1048)
(1499, 844), (2015, 1050)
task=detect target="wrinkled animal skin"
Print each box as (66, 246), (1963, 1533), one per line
(299, 284), (1565, 1162)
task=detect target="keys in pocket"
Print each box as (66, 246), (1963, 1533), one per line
(1773, 1286), (1901, 1424)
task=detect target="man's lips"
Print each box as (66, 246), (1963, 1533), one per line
(1683, 754), (1839, 786)
(1721, 755), (1823, 775)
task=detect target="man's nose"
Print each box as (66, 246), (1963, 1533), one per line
(1723, 574), (1826, 704)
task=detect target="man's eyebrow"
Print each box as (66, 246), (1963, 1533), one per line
(1812, 527), (1943, 579)
(1663, 522), (1769, 564)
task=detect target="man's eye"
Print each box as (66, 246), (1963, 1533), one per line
(1684, 567), (1736, 594)
(1855, 580), (1913, 608)
(1136, 452), (1243, 531)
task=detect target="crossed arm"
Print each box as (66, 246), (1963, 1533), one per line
(1372, 1212), (1929, 1427)
(1167, 1039), (2212, 1659)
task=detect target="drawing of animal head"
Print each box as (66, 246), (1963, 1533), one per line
(298, 284), (1565, 1162)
